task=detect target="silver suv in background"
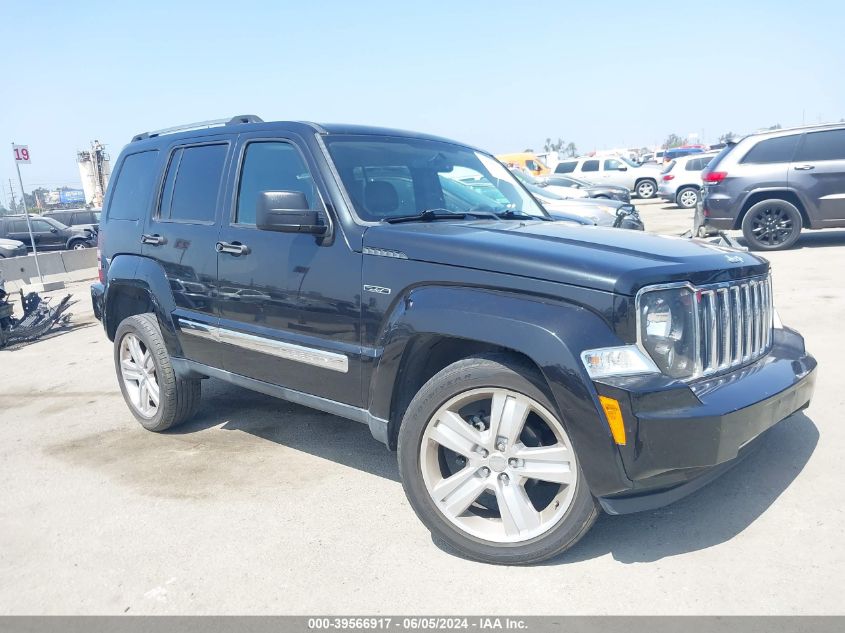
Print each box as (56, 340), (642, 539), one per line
(700, 123), (845, 250)
(658, 152), (717, 208)
(553, 156), (661, 198)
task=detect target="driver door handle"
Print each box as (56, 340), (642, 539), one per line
(793, 164), (815, 170)
(141, 233), (166, 245)
(216, 241), (250, 256)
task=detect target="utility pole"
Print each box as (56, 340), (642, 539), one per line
(8, 179), (17, 211)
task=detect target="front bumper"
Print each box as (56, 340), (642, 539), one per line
(594, 326), (816, 514)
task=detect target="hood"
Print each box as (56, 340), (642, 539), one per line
(363, 220), (768, 295)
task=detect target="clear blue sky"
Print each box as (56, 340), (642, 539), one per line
(2, 0), (843, 201)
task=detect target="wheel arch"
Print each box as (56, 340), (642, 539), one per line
(104, 254), (182, 356)
(368, 285), (631, 495)
(736, 189), (810, 230)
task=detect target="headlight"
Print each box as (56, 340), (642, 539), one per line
(638, 286), (698, 379)
(581, 345), (658, 379)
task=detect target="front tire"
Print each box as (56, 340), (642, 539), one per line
(397, 354), (598, 565)
(635, 179), (656, 199)
(114, 313), (201, 432)
(741, 199), (802, 250)
(69, 240), (88, 250)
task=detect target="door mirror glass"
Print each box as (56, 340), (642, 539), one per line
(256, 191), (326, 234)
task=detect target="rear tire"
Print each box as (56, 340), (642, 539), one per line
(676, 187), (699, 209)
(114, 313), (201, 432)
(741, 199), (802, 250)
(635, 179), (656, 199)
(397, 353), (598, 565)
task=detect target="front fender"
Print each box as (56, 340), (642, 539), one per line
(104, 254), (182, 356)
(369, 285), (633, 497)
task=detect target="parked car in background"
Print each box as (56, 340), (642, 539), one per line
(658, 152), (718, 208)
(0, 215), (95, 251)
(542, 174), (631, 203)
(509, 168), (588, 199)
(663, 146), (705, 163)
(0, 237), (27, 258)
(639, 150), (664, 164)
(44, 208), (101, 233)
(496, 152), (550, 176)
(553, 156), (661, 198)
(699, 123), (845, 250)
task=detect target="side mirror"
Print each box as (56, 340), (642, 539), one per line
(617, 165), (628, 171)
(256, 191), (327, 234)
(50, 228), (59, 233)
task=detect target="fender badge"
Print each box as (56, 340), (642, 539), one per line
(725, 255), (743, 263)
(364, 285), (391, 295)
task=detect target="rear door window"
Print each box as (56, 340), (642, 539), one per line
(794, 129), (845, 162)
(741, 135), (800, 164)
(160, 144), (228, 223)
(107, 151), (160, 220)
(581, 160), (600, 172)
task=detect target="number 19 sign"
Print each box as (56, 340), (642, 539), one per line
(13, 144), (31, 163)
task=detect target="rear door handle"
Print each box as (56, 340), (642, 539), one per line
(141, 233), (166, 245)
(216, 241), (250, 256)
(793, 164), (815, 170)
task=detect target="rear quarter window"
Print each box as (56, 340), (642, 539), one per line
(554, 161), (577, 174)
(740, 135), (800, 164)
(107, 150), (160, 220)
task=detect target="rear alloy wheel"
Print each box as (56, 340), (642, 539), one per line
(741, 199), (802, 251)
(114, 313), (201, 432)
(398, 354), (598, 565)
(71, 241), (88, 250)
(676, 187), (699, 209)
(635, 179), (656, 199)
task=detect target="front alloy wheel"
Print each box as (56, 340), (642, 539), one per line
(398, 354), (598, 564)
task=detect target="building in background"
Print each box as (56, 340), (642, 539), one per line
(76, 140), (111, 207)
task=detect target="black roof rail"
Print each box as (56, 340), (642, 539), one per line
(131, 114), (264, 142)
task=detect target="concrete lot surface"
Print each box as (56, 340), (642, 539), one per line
(1, 204), (843, 614)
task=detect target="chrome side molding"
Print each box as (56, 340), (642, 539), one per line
(178, 318), (349, 373)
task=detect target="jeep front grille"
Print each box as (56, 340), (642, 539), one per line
(697, 276), (773, 376)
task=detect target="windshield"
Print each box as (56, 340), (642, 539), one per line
(324, 136), (548, 221)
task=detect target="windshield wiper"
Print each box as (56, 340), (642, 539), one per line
(383, 209), (497, 224)
(496, 209), (551, 221)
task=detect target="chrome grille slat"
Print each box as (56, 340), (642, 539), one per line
(696, 276), (772, 377)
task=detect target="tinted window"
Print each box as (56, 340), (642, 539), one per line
(741, 135), (799, 164)
(31, 219), (54, 232)
(685, 158), (702, 171)
(108, 151), (160, 220)
(604, 159), (623, 170)
(236, 142), (318, 225)
(554, 161), (577, 174)
(11, 220), (28, 232)
(581, 160), (599, 172)
(160, 144), (227, 223)
(795, 129), (845, 162)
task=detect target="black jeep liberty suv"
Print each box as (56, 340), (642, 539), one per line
(91, 115), (817, 564)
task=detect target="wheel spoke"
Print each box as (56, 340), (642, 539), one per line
(489, 391), (530, 447)
(146, 377), (160, 406)
(432, 465), (479, 503)
(515, 444), (574, 485)
(128, 336), (145, 365)
(121, 360), (143, 382)
(495, 479), (541, 537)
(440, 472), (489, 517)
(429, 411), (483, 458)
(138, 382), (150, 414)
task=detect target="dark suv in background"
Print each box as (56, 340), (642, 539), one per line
(700, 123), (845, 249)
(0, 215), (95, 251)
(91, 115), (815, 564)
(45, 208), (101, 233)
